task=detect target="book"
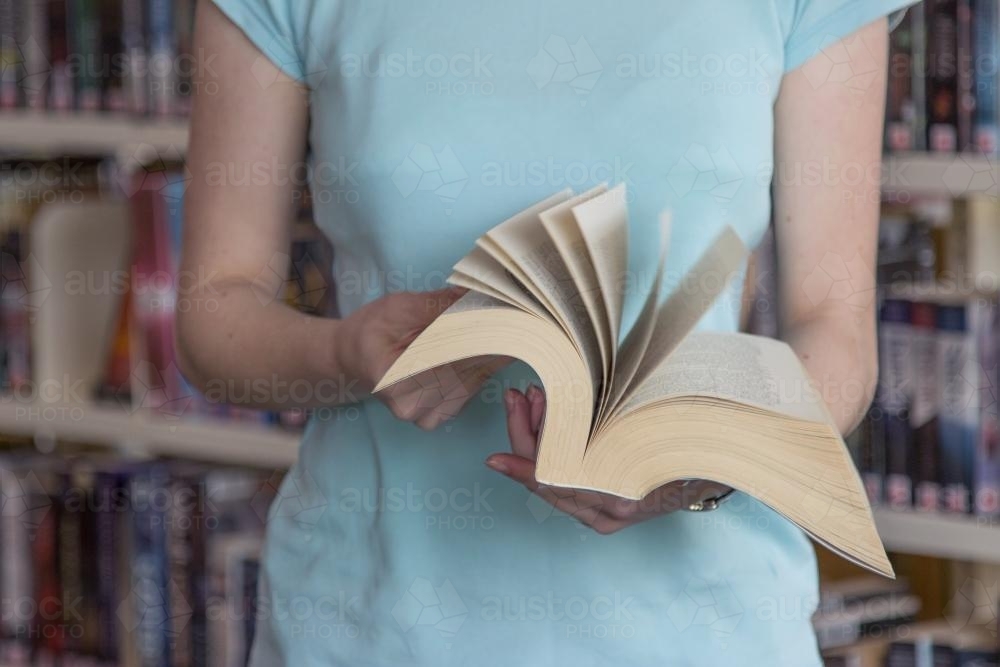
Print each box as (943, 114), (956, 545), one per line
(880, 298), (914, 510)
(911, 301), (942, 512)
(886, 7), (918, 151)
(973, 0), (1000, 154)
(375, 184), (893, 577)
(927, 0), (961, 152)
(68, 0), (102, 110)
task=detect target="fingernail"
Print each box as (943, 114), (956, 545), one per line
(486, 457), (509, 475)
(504, 389), (517, 411)
(526, 384), (542, 402)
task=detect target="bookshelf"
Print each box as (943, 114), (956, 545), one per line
(0, 111), (189, 157)
(0, 399), (299, 469)
(874, 509), (1000, 565)
(883, 152), (1000, 198)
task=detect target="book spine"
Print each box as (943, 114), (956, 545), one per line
(957, 0), (976, 150)
(0, 230), (32, 392)
(927, 0), (961, 152)
(172, 0), (194, 116)
(0, 0), (20, 108)
(911, 301), (942, 512)
(145, 0), (174, 116)
(68, 0), (101, 111)
(58, 471), (84, 658)
(20, 0), (50, 110)
(121, 0), (146, 114)
(880, 298), (914, 509)
(131, 467), (171, 667)
(166, 478), (194, 667)
(100, 0), (125, 112)
(887, 7), (917, 151)
(48, 0), (73, 111)
(189, 478), (207, 667)
(32, 473), (63, 662)
(973, 0), (1000, 154)
(974, 297), (1000, 517)
(911, 1), (930, 151)
(94, 471), (121, 662)
(937, 302), (980, 514)
(0, 465), (34, 660)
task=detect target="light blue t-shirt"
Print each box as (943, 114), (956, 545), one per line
(210, 1), (913, 664)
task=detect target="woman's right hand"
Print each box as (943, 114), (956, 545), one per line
(336, 287), (510, 431)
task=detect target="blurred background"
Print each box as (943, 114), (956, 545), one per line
(0, 0), (1000, 665)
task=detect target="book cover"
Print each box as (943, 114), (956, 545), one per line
(911, 301), (942, 512)
(937, 301), (984, 514)
(973, 0), (1000, 154)
(927, 0), (961, 152)
(880, 298), (914, 510)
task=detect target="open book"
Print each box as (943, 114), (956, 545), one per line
(375, 184), (892, 578)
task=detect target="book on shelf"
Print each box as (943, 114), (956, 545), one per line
(375, 183), (893, 577)
(0, 450), (274, 667)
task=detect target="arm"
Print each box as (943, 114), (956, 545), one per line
(774, 18), (888, 435)
(177, 2), (485, 425)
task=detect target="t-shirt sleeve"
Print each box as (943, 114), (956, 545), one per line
(210, 0), (308, 84)
(783, 0), (920, 72)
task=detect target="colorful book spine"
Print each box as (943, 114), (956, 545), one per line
(956, 0), (976, 151)
(911, 301), (942, 512)
(68, 0), (102, 110)
(48, 0), (74, 110)
(146, 0), (175, 116)
(937, 301), (982, 514)
(926, 0), (961, 152)
(975, 298), (1000, 517)
(886, 7), (917, 151)
(880, 298), (914, 510)
(909, 1), (929, 151)
(122, 0), (147, 114)
(131, 466), (171, 667)
(973, 0), (1000, 154)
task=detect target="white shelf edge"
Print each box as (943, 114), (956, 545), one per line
(874, 508), (1000, 564)
(0, 400), (299, 469)
(0, 111), (189, 156)
(883, 152), (999, 197)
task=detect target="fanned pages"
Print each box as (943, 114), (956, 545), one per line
(376, 184), (893, 579)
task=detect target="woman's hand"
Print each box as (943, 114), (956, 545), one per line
(486, 387), (731, 534)
(339, 287), (510, 431)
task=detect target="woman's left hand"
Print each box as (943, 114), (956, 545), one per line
(485, 386), (732, 535)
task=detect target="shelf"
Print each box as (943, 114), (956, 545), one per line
(874, 508), (1000, 564)
(0, 111), (189, 157)
(0, 400), (299, 469)
(883, 152), (999, 198)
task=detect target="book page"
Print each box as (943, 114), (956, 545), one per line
(571, 183), (629, 351)
(450, 246), (550, 319)
(486, 185), (609, 394)
(540, 196), (612, 392)
(601, 215), (669, 423)
(615, 227), (747, 411)
(617, 331), (832, 425)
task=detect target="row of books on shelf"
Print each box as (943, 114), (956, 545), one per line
(817, 576), (998, 666)
(0, 0), (196, 117)
(886, 0), (1000, 154)
(0, 448), (277, 667)
(0, 157), (334, 431)
(855, 289), (1000, 517)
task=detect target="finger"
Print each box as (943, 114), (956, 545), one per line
(504, 390), (538, 459)
(413, 356), (511, 430)
(526, 384), (546, 436)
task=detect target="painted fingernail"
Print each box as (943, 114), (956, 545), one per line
(526, 384), (542, 402)
(504, 389), (517, 411)
(486, 457), (510, 475)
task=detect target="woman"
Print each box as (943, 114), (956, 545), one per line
(177, 1), (914, 664)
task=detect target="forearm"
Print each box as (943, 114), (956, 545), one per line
(175, 281), (353, 411)
(783, 313), (878, 436)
